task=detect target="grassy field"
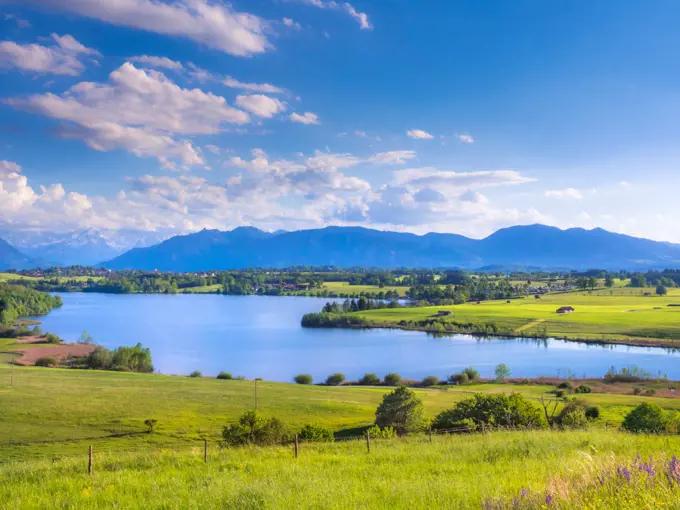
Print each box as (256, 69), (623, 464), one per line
(353, 287), (680, 346)
(317, 281), (408, 296)
(0, 272), (103, 283)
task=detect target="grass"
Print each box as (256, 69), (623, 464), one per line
(180, 284), (222, 294)
(353, 287), (680, 346)
(0, 273), (103, 283)
(2, 430), (680, 508)
(317, 281), (408, 296)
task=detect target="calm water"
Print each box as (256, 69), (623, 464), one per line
(35, 293), (680, 381)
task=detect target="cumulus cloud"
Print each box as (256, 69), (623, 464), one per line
(0, 34), (99, 75)
(24, 0), (272, 57)
(6, 63), (251, 167)
(129, 55), (183, 70)
(300, 0), (372, 30)
(544, 188), (583, 199)
(235, 94), (286, 118)
(290, 112), (320, 125)
(406, 129), (434, 140)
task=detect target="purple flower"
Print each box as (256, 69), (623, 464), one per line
(617, 466), (631, 483)
(598, 472), (606, 486)
(512, 496), (519, 507)
(668, 456), (680, 485)
(520, 489), (527, 498)
(545, 493), (553, 505)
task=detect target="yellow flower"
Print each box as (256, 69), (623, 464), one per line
(82, 487), (91, 496)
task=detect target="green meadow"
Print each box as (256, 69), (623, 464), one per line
(354, 287), (680, 346)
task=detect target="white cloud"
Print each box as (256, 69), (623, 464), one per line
(290, 112), (320, 125)
(0, 34), (99, 76)
(6, 63), (250, 167)
(544, 188), (583, 199)
(367, 151), (417, 165)
(25, 0), (271, 57)
(457, 133), (474, 144)
(282, 17), (302, 29)
(129, 55), (183, 70)
(4, 14), (32, 29)
(300, 0), (372, 30)
(619, 180), (631, 187)
(204, 144), (221, 155)
(224, 76), (284, 94)
(407, 129), (434, 140)
(235, 94), (286, 118)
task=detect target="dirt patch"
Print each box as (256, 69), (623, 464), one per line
(14, 336), (49, 345)
(13, 343), (95, 366)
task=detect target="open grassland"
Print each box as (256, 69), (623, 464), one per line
(2, 430), (680, 509)
(318, 281), (408, 296)
(180, 284), (222, 294)
(355, 287), (680, 346)
(0, 272), (103, 283)
(3, 359), (680, 460)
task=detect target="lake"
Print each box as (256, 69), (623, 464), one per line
(35, 293), (680, 382)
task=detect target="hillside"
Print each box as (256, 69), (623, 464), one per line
(104, 224), (680, 271)
(0, 238), (39, 271)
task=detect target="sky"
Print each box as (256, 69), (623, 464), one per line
(1, 0), (680, 243)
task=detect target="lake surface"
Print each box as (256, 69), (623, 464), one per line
(35, 293), (680, 381)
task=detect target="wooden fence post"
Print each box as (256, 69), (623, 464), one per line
(294, 435), (299, 458)
(88, 445), (93, 475)
(366, 430), (371, 454)
(204, 439), (208, 463)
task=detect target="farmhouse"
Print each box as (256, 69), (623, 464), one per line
(556, 306), (575, 314)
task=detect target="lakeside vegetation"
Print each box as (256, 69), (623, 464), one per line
(0, 282), (62, 327)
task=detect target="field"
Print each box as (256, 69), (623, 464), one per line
(354, 287), (680, 346)
(0, 272), (103, 283)
(318, 281), (408, 296)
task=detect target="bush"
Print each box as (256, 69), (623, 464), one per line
(375, 386), (425, 434)
(298, 424), (334, 442)
(189, 370), (202, 378)
(645, 389), (657, 396)
(554, 390), (566, 398)
(622, 402), (668, 433)
(432, 393), (545, 431)
(463, 367), (479, 381)
(45, 333), (61, 344)
(294, 374), (313, 385)
(35, 357), (57, 367)
(585, 406), (600, 420)
(633, 387), (642, 395)
(222, 410), (289, 446)
(217, 372), (233, 380)
(449, 372), (469, 385)
(422, 375), (439, 387)
(557, 381), (573, 390)
(358, 373), (380, 385)
(556, 400), (589, 429)
(365, 424), (397, 439)
(82, 343), (153, 373)
(575, 385), (592, 394)
(144, 419), (158, 433)
(383, 372), (402, 386)
(325, 373), (345, 386)
(86, 345), (113, 370)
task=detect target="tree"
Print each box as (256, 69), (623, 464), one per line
(78, 330), (94, 344)
(494, 363), (511, 382)
(630, 275), (647, 288)
(463, 367), (480, 381)
(189, 370), (202, 378)
(605, 275), (614, 288)
(622, 402), (668, 433)
(358, 373), (380, 385)
(449, 372), (469, 385)
(433, 393), (545, 431)
(298, 424), (334, 442)
(217, 372), (233, 380)
(144, 419), (158, 433)
(375, 386), (425, 434)
(325, 372), (345, 386)
(222, 410), (288, 446)
(294, 374), (313, 385)
(383, 373), (402, 386)
(422, 376), (439, 387)
(656, 285), (668, 296)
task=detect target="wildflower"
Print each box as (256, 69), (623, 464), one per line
(598, 472), (606, 486)
(668, 456), (680, 485)
(545, 493), (553, 505)
(617, 466), (631, 483)
(520, 489), (527, 498)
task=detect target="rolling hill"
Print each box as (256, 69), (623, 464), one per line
(104, 224), (680, 271)
(0, 238), (39, 271)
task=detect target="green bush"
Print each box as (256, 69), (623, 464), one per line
(556, 400), (589, 429)
(449, 372), (469, 385)
(325, 373), (345, 386)
(622, 402), (668, 433)
(294, 374), (313, 385)
(222, 410), (289, 446)
(422, 375), (439, 387)
(189, 370), (202, 378)
(217, 372), (233, 380)
(86, 346), (113, 369)
(298, 424), (334, 442)
(575, 385), (592, 394)
(383, 373), (402, 386)
(585, 406), (600, 420)
(358, 373), (380, 385)
(633, 387), (642, 395)
(45, 333), (61, 344)
(35, 357), (57, 367)
(557, 381), (573, 390)
(365, 424), (397, 439)
(554, 390), (566, 398)
(463, 367), (479, 381)
(375, 386), (425, 434)
(432, 393), (545, 431)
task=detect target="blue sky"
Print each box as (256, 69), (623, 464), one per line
(1, 0), (680, 243)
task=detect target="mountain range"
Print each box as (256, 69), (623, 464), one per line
(102, 224), (680, 271)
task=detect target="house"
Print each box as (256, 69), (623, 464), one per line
(556, 306), (575, 314)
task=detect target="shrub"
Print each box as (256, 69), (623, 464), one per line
(86, 345), (113, 370)
(217, 372), (233, 380)
(298, 424), (334, 442)
(575, 385), (592, 394)
(294, 374), (313, 385)
(189, 370), (202, 378)
(633, 387), (642, 395)
(222, 410), (289, 446)
(325, 372), (345, 386)
(622, 402), (668, 433)
(556, 400), (589, 429)
(645, 389), (657, 396)
(35, 357), (57, 367)
(585, 406), (600, 420)
(449, 372), (469, 385)
(358, 373), (380, 385)
(557, 381), (573, 390)
(365, 424), (397, 439)
(45, 333), (61, 344)
(554, 390), (566, 398)
(422, 375), (439, 387)
(375, 386), (425, 434)
(144, 419), (157, 433)
(432, 393), (545, 431)
(383, 372), (402, 386)
(463, 367), (479, 381)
